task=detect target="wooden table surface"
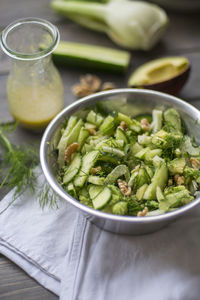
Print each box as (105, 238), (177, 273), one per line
(0, 0), (200, 299)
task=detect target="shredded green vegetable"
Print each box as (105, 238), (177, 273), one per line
(57, 107), (200, 217)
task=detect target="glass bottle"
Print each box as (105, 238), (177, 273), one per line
(0, 18), (64, 131)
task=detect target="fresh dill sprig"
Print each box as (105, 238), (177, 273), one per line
(0, 127), (59, 212)
(0, 128), (38, 196)
(0, 121), (18, 132)
(37, 182), (58, 209)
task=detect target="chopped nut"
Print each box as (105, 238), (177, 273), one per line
(72, 74), (117, 98)
(174, 174), (185, 185)
(72, 74), (101, 98)
(140, 118), (149, 131)
(117, 179), (132, 196)
(90, 166), (102, 175)
(101, 82), (116, 91)
(80, 74), (101, 92)
(118, 121), (127, 131)
(72, 84), (91, 98)
(137, 207), (148, 217)
(190, 157), (200, 169)
(168, 179), (173, 186)
(88, 128), (96, 135)
(64, 142), (79, 163)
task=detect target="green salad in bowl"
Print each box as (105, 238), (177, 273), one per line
(56, 106), (200, 217)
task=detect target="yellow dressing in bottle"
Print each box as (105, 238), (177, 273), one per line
(7, 79), (64, 130)
(1, 18), (64, 131)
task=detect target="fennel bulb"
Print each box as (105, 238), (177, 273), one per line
(51, 0), (169, 50)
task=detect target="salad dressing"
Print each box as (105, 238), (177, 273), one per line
(0, 18), (64, 131)
(7, 80), (63, 130)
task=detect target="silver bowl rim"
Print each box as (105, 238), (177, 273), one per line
(40, 88), (200, 224)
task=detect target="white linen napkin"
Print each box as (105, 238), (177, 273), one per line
(1, 170), (200, 300)
(0, 170), (78, 296)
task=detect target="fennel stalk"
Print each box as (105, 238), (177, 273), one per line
(51, 0), (169, 50)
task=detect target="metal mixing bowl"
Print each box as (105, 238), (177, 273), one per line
(40, 89), (200, 235)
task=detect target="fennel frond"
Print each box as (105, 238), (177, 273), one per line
(0, 128), (59, 211)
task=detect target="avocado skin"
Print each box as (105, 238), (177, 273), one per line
(142, 66), (190, 95)
(128, 57), (191, 95)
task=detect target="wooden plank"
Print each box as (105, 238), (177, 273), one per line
(0, 51), (10, 75)
(49, 12), (200, 53)
(0, 3), (200, 53)
(0, 0), (200, 299)
(0, 0), (60, 28)
(1, 50), (200, 125)
(0, 255), (58, 300)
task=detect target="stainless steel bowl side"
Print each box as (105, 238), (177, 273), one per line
(40, 89), (200, 234)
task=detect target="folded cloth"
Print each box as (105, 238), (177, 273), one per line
(1, 170), (200, 300)
(0, 170), (78, 296)
(60, 208), (200, 300)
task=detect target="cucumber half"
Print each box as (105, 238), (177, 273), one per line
(46, 41), (130, 73)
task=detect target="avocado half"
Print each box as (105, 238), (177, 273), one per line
(128, 57), (190, 95)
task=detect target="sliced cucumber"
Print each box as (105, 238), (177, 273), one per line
(114, 139), (124, 148)
(145, 149), (162, 161)
(101, 146), (125, 157)
(135, 147), (149, 159)
(74, 150), (99, 187)
(85, 122), (97, 130)
(152, 109), (163, 133)
(89, 136), (108, 146)
(143, 162), (168, 200)
(130, 119), (142, 133)
(63, 153), (82, 184)
(77, 127), (90, 149)
(88, 175), (105, 185)
(97, 154), (120, 165)
(136, 183), (148, 200)
(86, 110), (103, 127)
(67, 182), (77, 197)
(92, 187), (112, 210)
(156, 186), (165, 202)
(138, 134), (152, 145)
(128, 170), (139, 187)
(89, 185), (104, 200)
(105, 164), (130, 184)
(145, 166), (154, 179)
(115, 127), (129, 144)
(82, 143), (93, 155)
(130, 142), (143, 156)
(57, 116), (78, 149)
(58, 119), (83, 167)
(117, 112), (141, 132)
(117, 112), (133, 126)
(99, 115), (115, 135)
